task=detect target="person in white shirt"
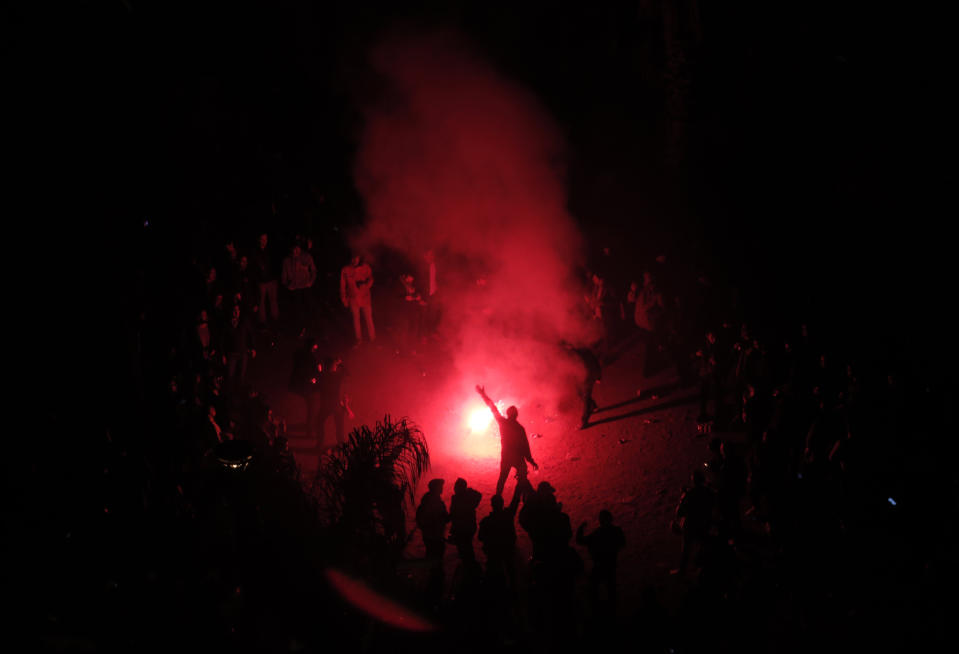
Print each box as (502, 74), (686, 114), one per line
(339, 254), (375, 346)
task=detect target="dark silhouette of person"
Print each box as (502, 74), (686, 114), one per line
(518, 481), (580, 644)
(671, 469), (714, 576)
(564, 342), (602, 428)
(577, 509), (626, 617)
(696, 330), (720, 423)
(709, 438), (746, 543)
(519, 481), (573, 564)
(220, 304), (255, 392)
(288, 337), (320, 439)
(475, 385), (538, 498)
(478, 482), (527, 593)
(416, 478), (450, 607)
(252, 232), (279, 326)
(314, 355), (346, 450)
(398, 273), (426, 354)
(448, 477), (482, 566)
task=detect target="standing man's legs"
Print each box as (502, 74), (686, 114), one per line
(581, 376), (597, 427)
(361, 302), (375, 342)
(495, 460), (514, 497)
(350, 302), (363, 344)
(514, 460), (529, 488)
(496, 459), (528, 498)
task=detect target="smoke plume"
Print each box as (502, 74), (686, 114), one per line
(352, 29), (596, 455)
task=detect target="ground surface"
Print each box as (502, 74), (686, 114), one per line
(248, 317), (730, 616)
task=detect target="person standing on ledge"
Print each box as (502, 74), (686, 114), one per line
(340, 253), (375, 346)
(475, 385), (539, 498)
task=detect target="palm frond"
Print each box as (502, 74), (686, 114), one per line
(312, 415), (431, 559)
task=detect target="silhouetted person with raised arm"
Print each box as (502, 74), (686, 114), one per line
(475, 385), (539, 498)
(416, 478), (450, 608)
(448, 477), (482, 567)
(577, 509), (626, 618)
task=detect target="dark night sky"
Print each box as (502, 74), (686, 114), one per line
(9, 1), (947, 365)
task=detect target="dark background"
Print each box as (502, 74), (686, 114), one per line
(8, 0), (946, 419)
(5, 3), (952, 650)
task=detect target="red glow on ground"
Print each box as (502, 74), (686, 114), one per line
(325, 568), (435, 632)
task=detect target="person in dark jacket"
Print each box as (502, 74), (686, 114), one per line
(282, 242), (317, 333)
(519, 481), (573, 565)
(221, 304), (255, 391)
(398, 273), (426, 354)
(416, 479), (450, 606)
(671, 469), (714, 576)
(252, 233), (279, 326)
(234, 254), (258, 316)
(577, 509), (626, 615)
(478, 482), (527, 593)
(448, 477), (483, 565)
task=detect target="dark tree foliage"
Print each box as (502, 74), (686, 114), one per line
(313, 415), (431, 573)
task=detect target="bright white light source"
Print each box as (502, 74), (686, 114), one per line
(468, 407), (493, 433)
(465, 400), (509, 433)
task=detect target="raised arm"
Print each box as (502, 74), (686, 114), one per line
(475, 385), (502, 418)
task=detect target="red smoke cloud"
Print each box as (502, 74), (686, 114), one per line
(352, 30), (596, 459)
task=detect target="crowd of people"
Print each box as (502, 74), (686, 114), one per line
(163, 229), (441, 469)
(23, 221), (950, 652)
(573, 245), (953, 651)
(414, 472), (626, 648)
(158, 229), (952, 650)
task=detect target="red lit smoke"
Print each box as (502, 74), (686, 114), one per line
(352, 30), (596, 457)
